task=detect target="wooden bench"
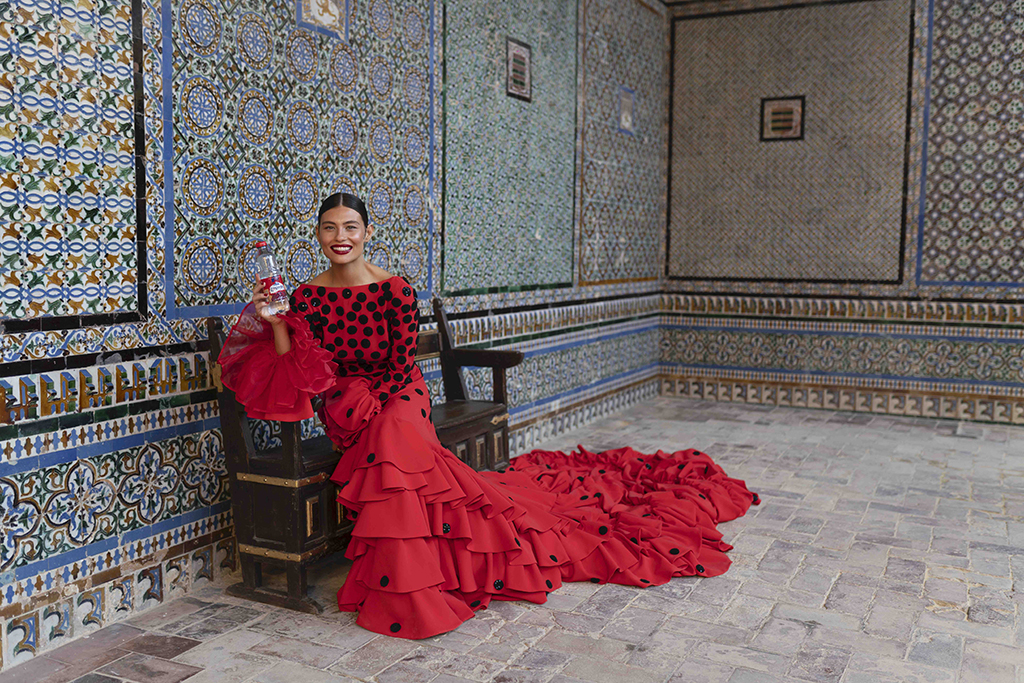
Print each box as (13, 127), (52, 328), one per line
(206, 298), (523, 613)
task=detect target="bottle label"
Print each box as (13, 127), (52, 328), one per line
(261, 276), (286, 297)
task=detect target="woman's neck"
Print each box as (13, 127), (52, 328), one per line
(317, 259), (382, 287)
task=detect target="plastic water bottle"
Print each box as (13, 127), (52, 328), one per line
(253, 241), (290, 317)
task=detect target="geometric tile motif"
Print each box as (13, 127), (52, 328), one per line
(669, 0), (912, 282)
(578, 0), (666, 285)
(0, 0), (138, 318)
(1, 353), (210, 426)
(661, 322), (1024, 390)
(919, 0), (1024, 284)
(170, 0), (434, 312)
(442, 0), (577, 293)
(0, 429), (227, 571)
(662, 374), (1024, 424)
(483, 324), (660, 410)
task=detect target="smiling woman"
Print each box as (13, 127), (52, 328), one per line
(216, 192), (758, 639)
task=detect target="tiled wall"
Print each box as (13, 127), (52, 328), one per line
(662, 0), (1024, 423)
(0, 0), (669, 671)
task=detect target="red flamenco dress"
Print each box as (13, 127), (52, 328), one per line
(219, 275), (759, 639)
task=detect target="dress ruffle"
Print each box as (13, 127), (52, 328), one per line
(319, 376), (382, 449)
(329, 380), (758, 640)
(218, 303), (337, 420)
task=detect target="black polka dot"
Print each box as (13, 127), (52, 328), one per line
(380, 576), (389, 587)
(590, 578), (600, 583)
(641, 579), (650, 584)
(549, 555), (557, 562)
(346, 408), (354, 418)
(493, 580), (504, 590)
(645, 464), (652, 470)
(598, 526), (608, 535)
(400, 395), (410, 401)
(630, 537), (638, 544)
(599, 469), (606, 474)
(402, 286), (412, 296)
(580, 495), (589, 501)
(302, 287), (312, 297)
(310, 297), (321, 308)
(577, 476), (584, 482)
(678, 464), (684, 470)
(752, 493), (759, 503)
(546, 580), (553, 589)
(699, 494), (706, 499)
(367, 453), (376, 463)
(696, 564), (705, 573)
(515, 538), (520, 546)
(356, 292), (367, 302)
(379, 392), (388, 401)
(369, 283), (379, 293)
(443, 523), (451, 533)
(670, 548), (680, 555)
(352, 302), (362, 312)
(470, 600), (481, 608)
(316, 287), (326, 297)
(390, 623), (401, 633)
(421, 409), (426, 417)
(327, 292), (338, 302)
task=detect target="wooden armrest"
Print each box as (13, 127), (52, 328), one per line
(449, 348), (524, 369)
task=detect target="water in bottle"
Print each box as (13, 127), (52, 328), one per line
(253, 241), (290, 317)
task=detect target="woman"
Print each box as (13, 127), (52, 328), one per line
(219, 192), (758, 639)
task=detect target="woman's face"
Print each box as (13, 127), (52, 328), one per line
(317, 205), (372, 266)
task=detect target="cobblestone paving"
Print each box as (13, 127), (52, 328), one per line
(8, 398), (1024, 683)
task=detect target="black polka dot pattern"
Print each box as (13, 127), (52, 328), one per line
(598, 526), (608, 535)
(670, 548), (680, 555)
(546, 580), (553, 589)
(470, 600), (481, 608)
(291, 276), (420, 410)
(493, 579), (504, 590)
(380, 576), (389, 587)
(442, 523), (451, 534)
(696, 564), (705, 573)
(390, 623), (401, 633)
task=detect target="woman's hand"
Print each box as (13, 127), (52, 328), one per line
(252, 282), (285, 326)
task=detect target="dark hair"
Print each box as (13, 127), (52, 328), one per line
(317, 192), (369, 228)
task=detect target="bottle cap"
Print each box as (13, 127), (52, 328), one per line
(254, 240), (267, 248)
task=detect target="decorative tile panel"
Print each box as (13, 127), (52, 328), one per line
(669, 0), (913, 282)
(442, 0), (577, 293)
(0, 0), (139, 319)
(168, 0), (434, 316)
(918, 0), (1024, 285)
(577, 0), (666, 285)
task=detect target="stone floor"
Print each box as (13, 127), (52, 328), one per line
(6, 397), (1024, 683)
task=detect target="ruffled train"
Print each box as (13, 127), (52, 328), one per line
(329, 380), (757, 639)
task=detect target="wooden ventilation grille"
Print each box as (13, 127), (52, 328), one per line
(510, 54), (528, 90)
(769, 107), (796, 135)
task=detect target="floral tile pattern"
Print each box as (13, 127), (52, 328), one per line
(0, 0), (138, 319)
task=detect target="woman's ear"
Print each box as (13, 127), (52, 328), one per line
(365, 224), (374, 241)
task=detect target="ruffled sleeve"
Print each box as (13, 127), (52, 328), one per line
(217, 297), (337, 421)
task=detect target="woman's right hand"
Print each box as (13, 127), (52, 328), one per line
(252, 282), (284, 326)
